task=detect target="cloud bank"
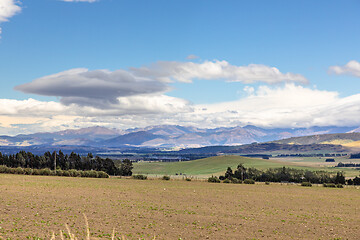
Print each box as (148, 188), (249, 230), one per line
(7, 83), (360, 134)
(329, 60), (360, 78)
(190, 84), (353, 128)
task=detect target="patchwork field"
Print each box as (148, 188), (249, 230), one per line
(134, 155), (360, 178)
(0, 174), (359, 239)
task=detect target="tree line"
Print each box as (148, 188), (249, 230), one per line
(336, 162), (360, 168)
(0, 151), (133, 176)
(220, 164), (360, 185)
(349, 153), (360, 159)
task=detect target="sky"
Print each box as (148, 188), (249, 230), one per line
(0, 0), (360, 135)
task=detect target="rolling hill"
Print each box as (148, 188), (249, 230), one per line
(133, 155), (290, 176)
(133, 155), (358, 177)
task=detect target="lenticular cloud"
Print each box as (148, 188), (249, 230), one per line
(15, 68), (169, 108)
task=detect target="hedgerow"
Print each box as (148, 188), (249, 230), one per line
(0, 165), (109, 178)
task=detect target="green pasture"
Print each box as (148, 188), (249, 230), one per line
(133, 155), (360, 177)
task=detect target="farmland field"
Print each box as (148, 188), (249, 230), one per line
(133, 156), (297, 177)
(0, 174), (359, 239)
(133, 155), (360, 178)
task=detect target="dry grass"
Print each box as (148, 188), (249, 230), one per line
(48, 214), (147, 240)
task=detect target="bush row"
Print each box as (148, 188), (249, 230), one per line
(300, 182), (312, 187)
(323, 183), (343, 188)
(211, 178), (346, 188)
(132, 174), (148, 180)
(208, 176), (256, 184)
(162, 175), (170, 180)
(0, 165), (109, 178)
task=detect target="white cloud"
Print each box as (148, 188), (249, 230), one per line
(243, 86), (254, 95)
(186, 54), (199, 60)
(329, 60), (360, 78)
(0, 98), (68, 116)
(0, 95), (191, 118)
(0, 0), (21, 36)
(131, 60), (308, 84)
(0, 94), (192, 134)
(0, 0), (21, 22)
(182, 84), (360, 129)
(74, 94), (192, 116)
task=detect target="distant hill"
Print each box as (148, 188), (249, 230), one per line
(273, 132), (360, 148)
(178, 142), (349, 155)
(100, 131), (167, 147)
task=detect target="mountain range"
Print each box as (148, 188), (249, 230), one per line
(1, 124), (360, 149)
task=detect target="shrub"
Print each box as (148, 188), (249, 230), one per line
(223, 178), (231, 183)
(77, 170), (84, 177)
(55, 169), (64, 176)
(244, 179), (255, 184)
(208, 176), (220, 183)
(301, 182), (312, 187)
(39, 168), (52, 176)
(69, 169), (81, 177)
(0, 165), (109, 178)
(185, 178), (191, 181)
(32, 169), (41, 175)
(89, 170), (99, 178)
(80, 170), (89, 178)
(323, 183), (336, 188)
(133, 174), (147, 180)
(336, 184), (344, 188)
(62, 170), (71, 177)
(14, 167), (25, 175)
(265, 182), (270, 185)
(162, 175), (170, 181)
(0, 165), (8, 173)
(231, 178), (242, 184)
(7, 167), (16, 174)
(24, 168), (33, 175)
(97, 171), (109, 178)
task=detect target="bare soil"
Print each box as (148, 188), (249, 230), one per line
(0, 174), (359, 239)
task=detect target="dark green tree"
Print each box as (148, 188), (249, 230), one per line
(234, 164), (247, 180)
(224, 167), (233, 179)
(334, 172), (345, 184)
(119, 159), (133, 176)
(353, 176), (360, 185)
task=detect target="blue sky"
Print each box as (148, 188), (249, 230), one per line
(0, 0), (360, 134)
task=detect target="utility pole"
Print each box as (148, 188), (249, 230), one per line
(54, 151), (57, 173)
